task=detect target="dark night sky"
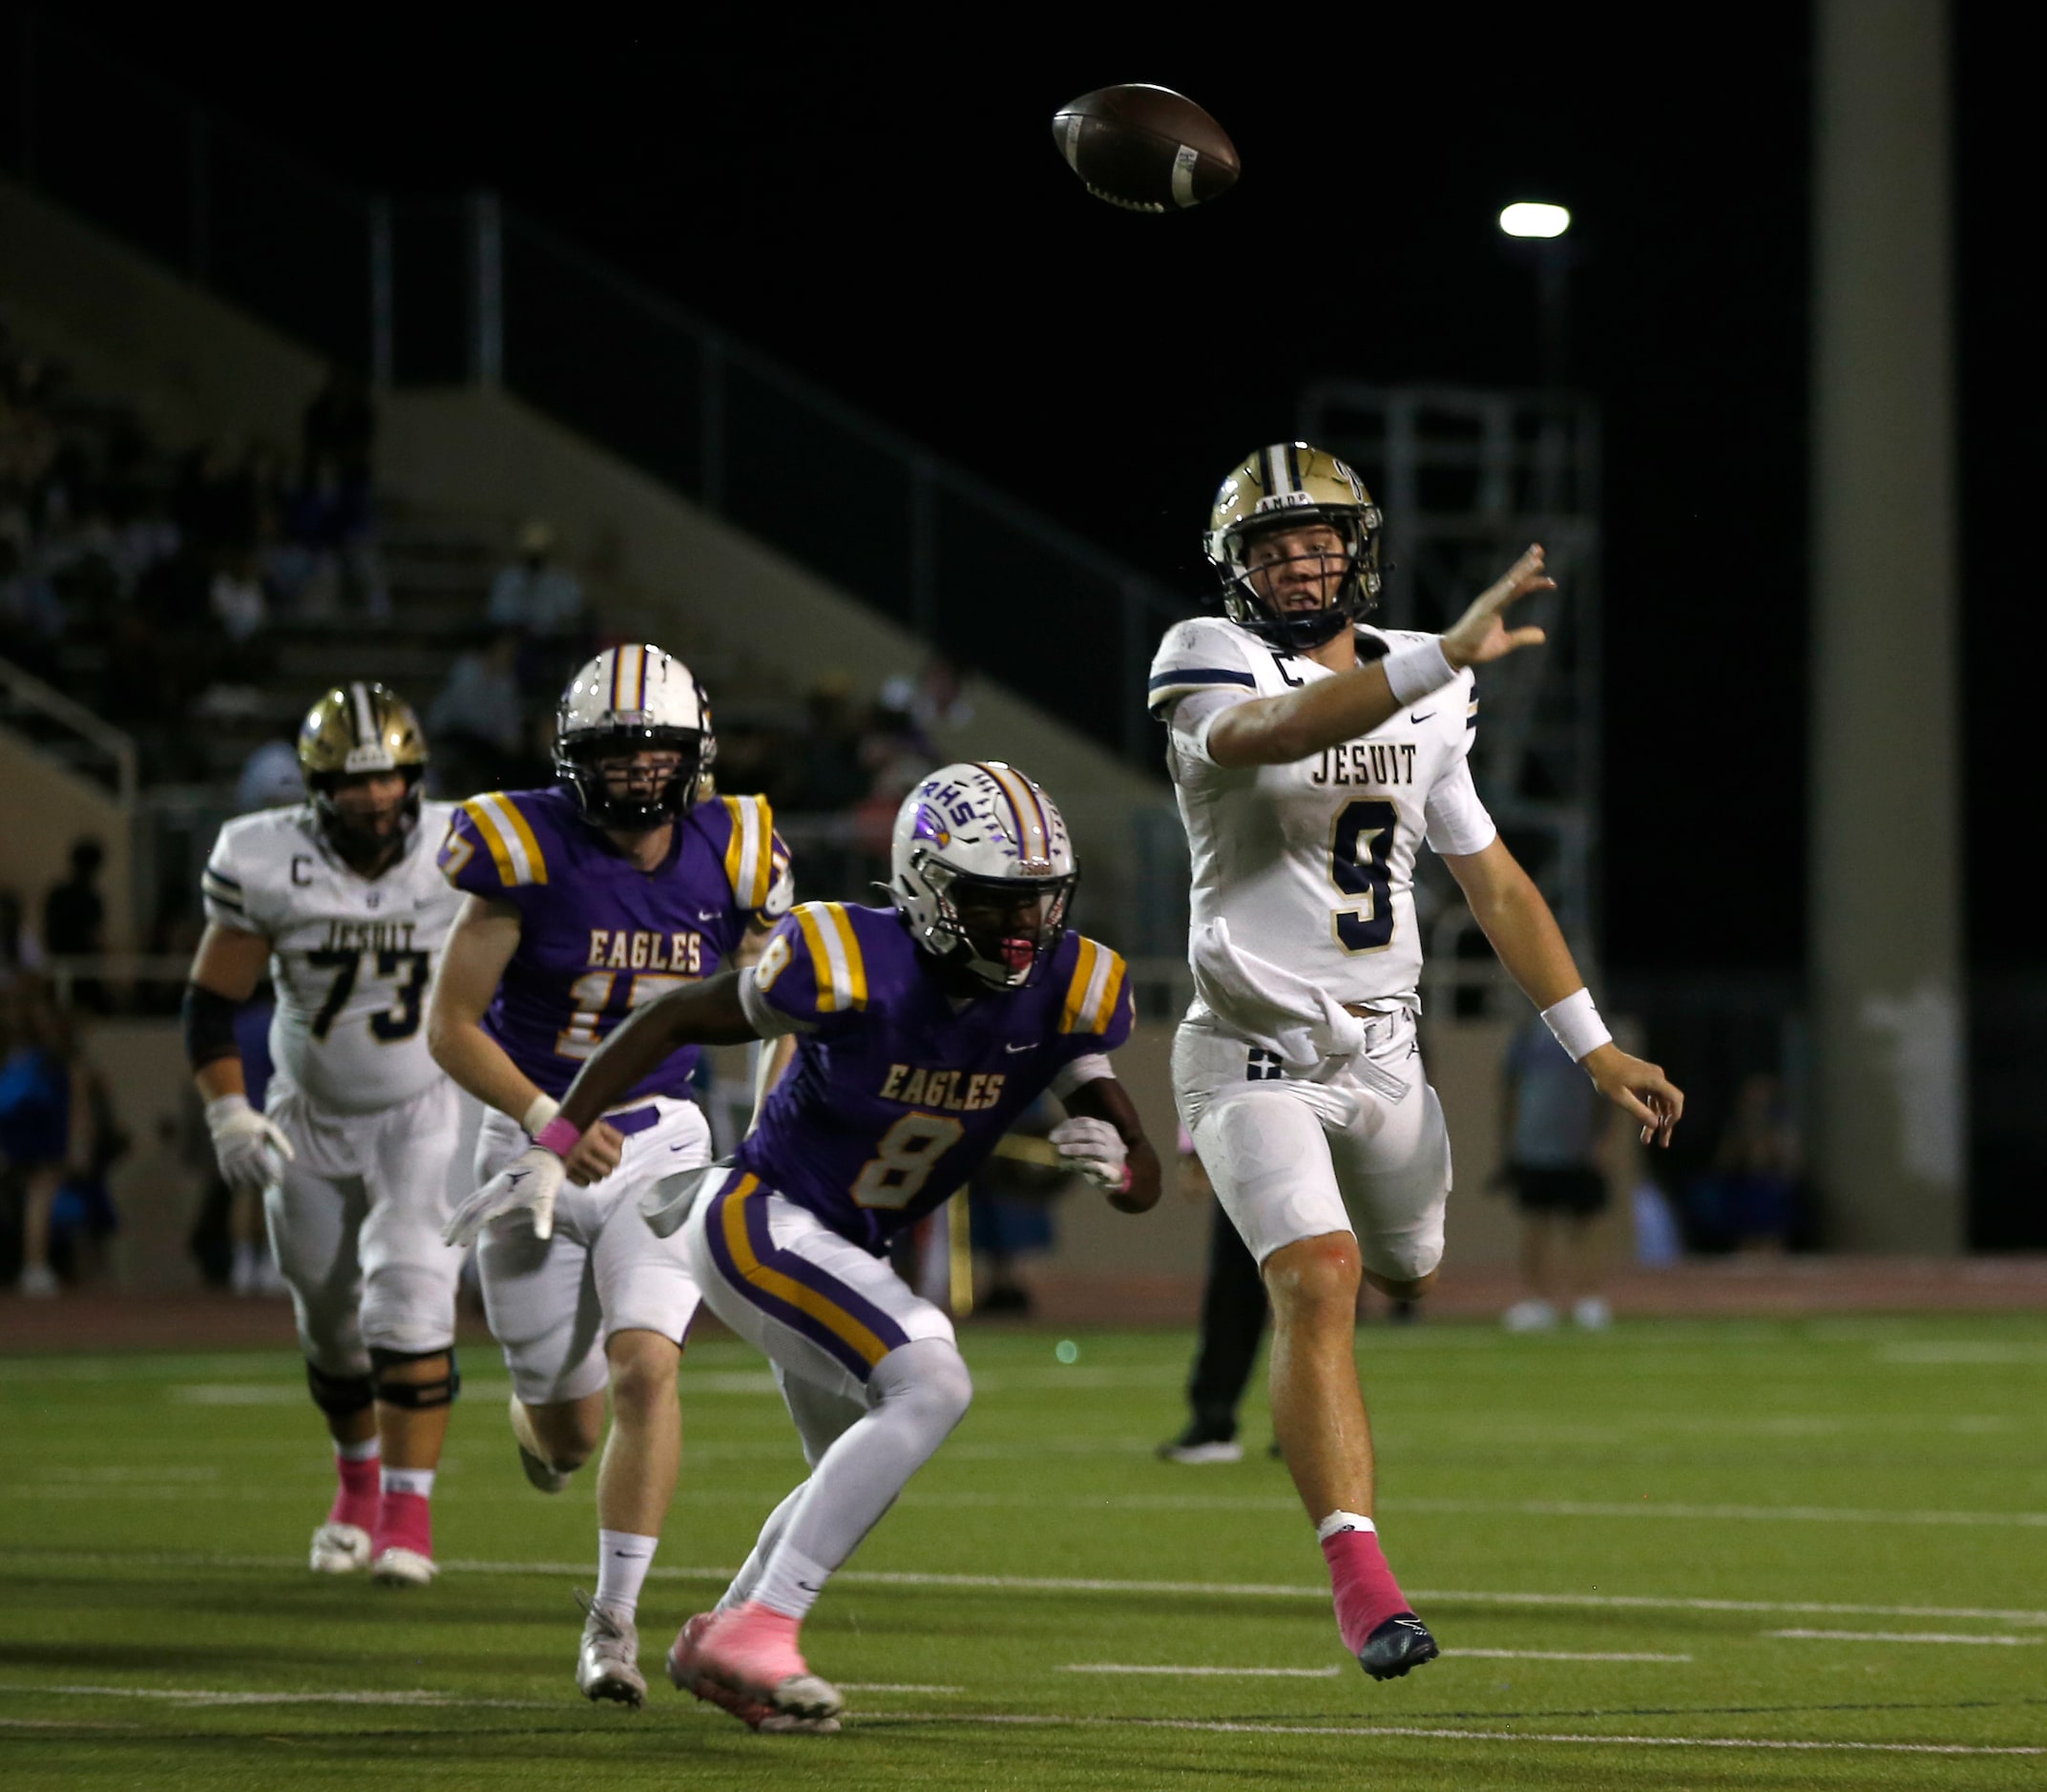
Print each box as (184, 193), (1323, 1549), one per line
(40, 6), (2028, 979)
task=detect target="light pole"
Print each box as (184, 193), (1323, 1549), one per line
(1499, 201), (1572, 391)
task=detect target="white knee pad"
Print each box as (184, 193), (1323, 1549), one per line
(868, 1336), (974, 1433)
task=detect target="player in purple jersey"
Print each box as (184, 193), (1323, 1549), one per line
(448, 761), (1162, 1729)
(427, 644), (791, 1708)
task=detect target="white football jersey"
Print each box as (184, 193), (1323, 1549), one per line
(202, 802), (465, 1115)
(1149, 616), (1496, 1016)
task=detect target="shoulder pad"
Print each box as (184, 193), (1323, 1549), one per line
(1147, 616), (1260, 713)
(443, 791), (550, 890)
(751, 901), (878, 1026)
(714, 794), (791, 917)
(1054, 934), (1134, 1044)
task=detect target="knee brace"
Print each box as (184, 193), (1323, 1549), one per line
(368, 1345), (461, 1410)
(306, 1360), (375, 1418)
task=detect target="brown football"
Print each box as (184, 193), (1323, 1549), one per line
(1051, 84), (1240, 213)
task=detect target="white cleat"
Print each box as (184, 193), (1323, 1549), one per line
(309, 1522), (372, 1574)
(1502, 1298), (1560, 1333)
(371, 1546), (439, 1588)
(577, 1596), (647, 1708)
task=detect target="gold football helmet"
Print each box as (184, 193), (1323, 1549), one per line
(297, 681), (429, 849)
(1203, 443), (1383, 650)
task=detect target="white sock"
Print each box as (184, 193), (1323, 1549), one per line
(335, 1437), (381, 1465)
(751, 1543), (832, 1621)
(382, 1467), (435, 1499)
(1315, 1510), (1377, 1542)
(596, 1531), (659, 1617)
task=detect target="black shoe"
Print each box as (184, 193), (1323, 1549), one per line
(1356, 1612), (1439, 1681)
(1156, 1420), (1243, 1464)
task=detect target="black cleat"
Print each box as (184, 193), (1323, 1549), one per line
(1357, 1612), (1439, 1681)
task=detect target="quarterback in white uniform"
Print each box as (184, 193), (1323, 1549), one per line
(185, 683), (468, 1588)
(1149, 444), (1683, 1682)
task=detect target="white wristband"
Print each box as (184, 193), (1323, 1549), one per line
(521, 1093), (561, 1136)
(1540, 988), (1613, 1063)
(1381, 639), (1457, 707)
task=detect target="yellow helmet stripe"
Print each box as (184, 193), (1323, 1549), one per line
(822, 903), (867, 1009)
(1060, 937), (1100, 1033)
(974, 762), (1049, 870)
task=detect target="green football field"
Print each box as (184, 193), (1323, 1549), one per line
(6, 1315), (2045, 1790)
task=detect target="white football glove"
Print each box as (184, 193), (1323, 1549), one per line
(442, 1146), (567, 1248)
(1049, 1116), (1129, 1192)
(204, 1094), (296, 1198)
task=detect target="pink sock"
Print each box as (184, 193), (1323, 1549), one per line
(328, 1451), (380, 1533)
(1321, 1522), (1410, 1654)
(374, 1489), (433, 1559)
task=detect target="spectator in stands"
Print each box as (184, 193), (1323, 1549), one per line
(0, 889), (37, 977)
(488, 518), (586, 641)
(303, 365), (376, 495)
(41, 840), (107, 1011)
(210, 549), (269, 644)
(49, 1052), (125, 1286)
(788, 672), (869, 813)
(235, 739), (307, 813)
(1684, 1073), (1806, 1252)
(0, 977), (80, 1298)
(968, 1094), (1072, 1315)
(1497, 1013), (1614, 1331)
(428, 630), (527, 795)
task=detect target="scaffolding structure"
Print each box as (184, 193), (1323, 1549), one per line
(1300, 385), (1603, 1009)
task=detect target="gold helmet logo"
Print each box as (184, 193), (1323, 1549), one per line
(298, 682), (428, 783)
(1203, 443), (1384, 650)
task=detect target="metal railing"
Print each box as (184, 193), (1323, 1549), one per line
(3, 13), (1194, 768)
(0, 655), (138, 807)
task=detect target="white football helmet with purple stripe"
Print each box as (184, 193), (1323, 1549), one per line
(891, 761), (1077, 990)
(554, 643), (715, 830)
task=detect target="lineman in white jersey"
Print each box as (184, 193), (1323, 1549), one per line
(1149, 444), (1684, 1683)
(186, 683), (468, 1588)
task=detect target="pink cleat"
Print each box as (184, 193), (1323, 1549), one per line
(371, 1489), (437, 1587)
(665, 1603), (843, 1724)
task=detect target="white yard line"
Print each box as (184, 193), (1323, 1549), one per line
(9, 1549), (2046, 1630)
(6, 1683), (550, 1709)
(851, 1712), (2046, 1757)
(834, 1682), (963, 1693)
(1445, 1649), (1692, 1662)
(1767, 1629), (2043, 1646)
(1059, 1664), (1343, 1678)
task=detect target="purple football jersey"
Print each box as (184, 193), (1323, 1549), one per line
(439, 787), (791, 1102)
(739, 902), (1135, 1250)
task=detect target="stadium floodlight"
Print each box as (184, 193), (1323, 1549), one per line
(1499, 201), (1571, 240)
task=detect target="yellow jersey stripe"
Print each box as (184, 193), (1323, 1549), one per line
(823, 902), (867, 1009)
(721, 1180), (891, 1367)
(497, 794), (548, 885)
(463, 797), (518, 886)
(1060, 937), (1100, 1033)
(721, 796), (747, 898)
(792, 906), (838, 1011)
(1086, 947), (1128, 1034)
(748, 797), (776, 908)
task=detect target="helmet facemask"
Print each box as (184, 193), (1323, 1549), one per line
(904, 849), (1076, 991)
(1216, 508), (1383, 651)
(554, 726), (705, 832)
(309, 767), (425, 865)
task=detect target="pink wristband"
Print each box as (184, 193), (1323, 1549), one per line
(1116, 1162), (1134, 1195)
(533, 1115), (583, 1157)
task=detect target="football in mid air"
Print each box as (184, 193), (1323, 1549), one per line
(1051, 84), (1239, 213)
